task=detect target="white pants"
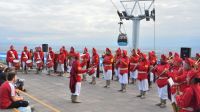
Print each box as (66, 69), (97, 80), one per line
(114, 68), (119, 77)
(91, 68), (97, 78)
(104, 70), (112, 80)
(150, 72), (154, 82)
(57, 64), (64, 72)
(73, 82), (81, 96)
(119, 73), (128, 84)
(157, 85), (168, 100)
(171, 93), (176, 103)
(67, 65), (71, 73)
(8, 62), (13, 68)
(138, 79), (149, 91)
(130, 70), (138, 79)
(22, 62), (26, 70)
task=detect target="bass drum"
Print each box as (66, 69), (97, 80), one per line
(117, 33), (128, 46)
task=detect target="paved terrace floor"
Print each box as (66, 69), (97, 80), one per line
(1, 71), (172, 112)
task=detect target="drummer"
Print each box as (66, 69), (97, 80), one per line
(47, 47), (55, 75)
(6, 45), (19, 68)
(34, 47), (44, 74)
(20, 46), (31, 74)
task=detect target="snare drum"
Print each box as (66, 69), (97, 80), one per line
(36, 60), (43, 68)
(26, 60), (33, 67)
(88, 68), (95, 76)
(47, 61), (54, 68)
(13, 60), (20, 67)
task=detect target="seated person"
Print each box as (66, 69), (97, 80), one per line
(0, 71), (29, 109)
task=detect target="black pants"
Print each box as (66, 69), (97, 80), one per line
(7, 101), (29, 109)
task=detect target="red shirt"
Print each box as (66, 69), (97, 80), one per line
(34, 51), (44, 61)
(103, 54), (113, 71)
(72, 60), (87, 82)
(119, 56), (129, 75)
(114, 54), (121, 69)
(47, 51), (55, 62)
(58, 53), (65, 64)
(6, 50), (18, 63)
(137, 60), (149, 81)
(21, 51), (31, 62)
(81, 52), (90, 67)
(91, 54), (99, 67)
(0, 81), (13, 109)
(129, 55), (139, 72)
(153, 64), (170, 88)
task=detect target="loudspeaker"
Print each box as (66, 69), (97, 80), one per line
(42, 44), (48, 52)
(180, 47), (191, 60)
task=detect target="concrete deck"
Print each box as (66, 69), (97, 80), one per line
(1, 71), (172, 112)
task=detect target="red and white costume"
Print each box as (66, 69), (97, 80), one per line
(47, 47), (55, 72)
(103, 48), (113, 80)
(21, 46), (31, 71)
(137, 53), (149, 92)
(67, 47), (76, 72)
(70, 53), (87, 96)
(114, 48), (121, 79)
(6, 45), (19, 68)
(129, 49), (139, 80)
(57, 48), (65, 73)
(119, 50), (129, 84)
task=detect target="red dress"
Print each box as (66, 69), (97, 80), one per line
(69, 60), (87, 93)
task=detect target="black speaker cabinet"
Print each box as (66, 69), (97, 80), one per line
(42, 44), (48, 52)
(180, 47), (191, 60)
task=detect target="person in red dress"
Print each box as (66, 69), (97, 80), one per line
(81, 47), (90, 81)
(168, 55), (183, 112)
(136, 53), (149, 99)
(69, 53), (87, 103)
(113, 48), (121, 81)
(89, 48), (99, 85)
(62, 46), (68, 72)
(57, 48), (65, 76)
(129, 49), (139, 84)
(67, 47), (76, 73)
(148, 51), (157, 87)
(6, 45), (19, 68)
(103, 48), (113, 88)
(152, 54), (170, 107)
(34, 47), (44, 74)
(20, 46), (31, 74)
(118, 50), (129, 92)
(47, 47), (55, 75)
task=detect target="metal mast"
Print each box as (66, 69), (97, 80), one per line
(117, 0), (155, 50)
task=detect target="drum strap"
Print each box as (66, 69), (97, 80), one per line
(10, 51), (16, 59)
(48, 53), (52, 60)
(23, 52), (28, 59)
(37, 52), (41, 60)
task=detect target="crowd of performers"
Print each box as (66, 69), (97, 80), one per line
(3, 45), (200, 112)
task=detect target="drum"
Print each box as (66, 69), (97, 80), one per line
(88, 68), (95, 76)
(13, 60), (20, 67)
(47, 61), (54, 68)
(36, 60), (43, 68)
(26, 60), (33, 67)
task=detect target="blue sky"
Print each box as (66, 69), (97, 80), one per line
(0, 0), (200, 54)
